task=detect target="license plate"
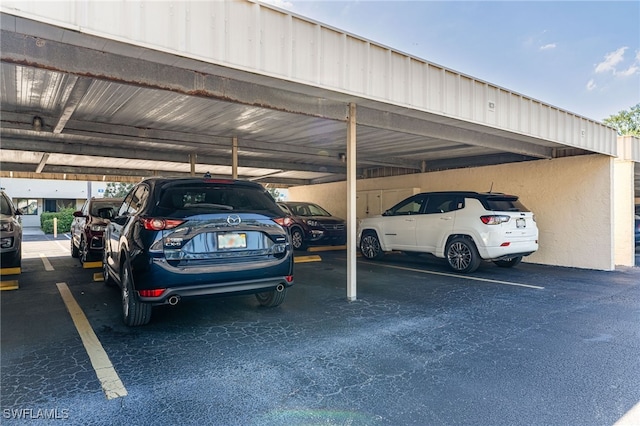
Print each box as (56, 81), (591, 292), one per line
(218, 233), (247, 249)
(516, 218), (526, 228)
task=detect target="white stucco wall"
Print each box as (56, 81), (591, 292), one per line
(613, 157), (636, 267)
(0, 178), (111, 228)
(290, 155), (624, 271)
(0, 178), (109, 199)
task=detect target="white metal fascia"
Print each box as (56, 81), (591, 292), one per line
(618, 136), (640, 162)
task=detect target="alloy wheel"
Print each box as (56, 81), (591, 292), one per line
(447, 241), (472, 271)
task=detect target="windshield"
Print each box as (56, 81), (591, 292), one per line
(485, 197), (530, 212)
(286, 203), (331, 217)
(156, 184), (282, 216)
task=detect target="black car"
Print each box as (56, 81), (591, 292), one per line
(103, 176), (294, 326)
(277, 201), (346, 250)
(0, 190), (23, 269)
(70, 197), (124, 263)
(635, 214), (640, 246)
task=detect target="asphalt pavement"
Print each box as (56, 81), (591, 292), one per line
(1, 234), (639, 425)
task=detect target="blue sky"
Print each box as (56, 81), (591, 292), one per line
(261, 1), (639, 122)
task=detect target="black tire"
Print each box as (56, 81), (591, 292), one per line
(3, 248), (21, 268)
(290, 228), (306, 251)
(13, 247), (22, 268)
(70, 237), (79, 258)
(360, 230), (384, 260)
(493, 256), (522, 268)
(102, 250), (116, 287)
(79, 237), (88, 263)
(255, 286), (287, 307)
(446, 236), (481, 273)
(121, 257), (152, 326)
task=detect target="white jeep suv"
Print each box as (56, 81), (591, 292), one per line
(357, 191), (538, 273)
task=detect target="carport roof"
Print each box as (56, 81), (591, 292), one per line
(1, 2), (634, 193)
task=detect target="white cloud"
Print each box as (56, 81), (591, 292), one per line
(586, 79), (597, 91)
(617, 64), (639, 77)
(539, 43), (556, 51)
(595, 47), (628, 74)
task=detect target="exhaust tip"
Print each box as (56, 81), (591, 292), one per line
(276, 283), (285, 292)
(168, 295), (180, 306)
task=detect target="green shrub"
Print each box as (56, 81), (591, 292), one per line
(40, 208), (75, 234)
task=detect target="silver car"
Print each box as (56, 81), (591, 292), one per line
(0, 190), (23, 269)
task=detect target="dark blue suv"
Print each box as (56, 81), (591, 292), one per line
(103, 176), (294, 326)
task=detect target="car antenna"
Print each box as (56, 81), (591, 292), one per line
(489, 182), (493, 193)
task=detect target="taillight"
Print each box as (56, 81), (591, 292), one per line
(138, 289), (165, 297)
(273, 217), (293, 227)
(480, 215), (510, 225)
(140, 218), (185, 230)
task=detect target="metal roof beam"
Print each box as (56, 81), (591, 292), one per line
(357, 107), (554, 159)
(424, 154), (539, 171)
(53, 76), (93, 134)
(0, 162), (312, 186)
(34, 153), (49, 173)
(0, 137), (348, 174)
(2, 115), (424, 171)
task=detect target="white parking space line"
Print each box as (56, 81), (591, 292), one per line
(55, 240), (70, 252)
(615, 400), (640, 425)
(364, 262), (545, 290)
(56, 282), (128, 400)
(39, 253), (54, 271)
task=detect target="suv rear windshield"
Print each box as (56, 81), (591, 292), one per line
(156, 184), (280, 215)
(483, 196), (530, 212)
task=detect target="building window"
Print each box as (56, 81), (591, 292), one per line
(16, 198), (38, 215)
(44, 199), (75, 213)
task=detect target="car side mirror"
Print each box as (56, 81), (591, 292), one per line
(15, 208), (23, 215)
(382, 209), (392, 216)
(73, 210), (85, 218)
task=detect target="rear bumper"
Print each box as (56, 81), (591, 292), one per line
(478, 241), (538, 260)
(131, 252), (294, 303)
(138, 276), (293, 304)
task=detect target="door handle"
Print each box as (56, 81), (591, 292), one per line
(440, 216), (453, 220)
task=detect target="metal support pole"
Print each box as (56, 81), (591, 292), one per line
(347, 102), (357, 301)
(232, 137), (238, 179)
(190, 153), (196, 176)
